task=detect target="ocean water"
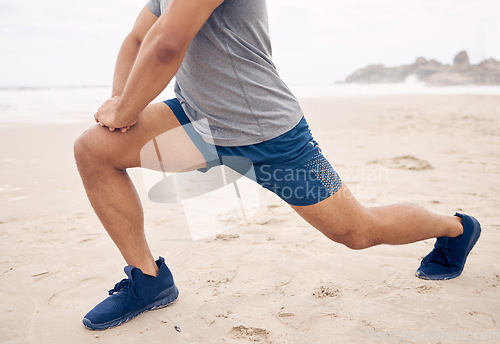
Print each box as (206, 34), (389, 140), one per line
(0, 81), (499, 124)
(0, 84), (175, 125)
(291, 82), (500, 99)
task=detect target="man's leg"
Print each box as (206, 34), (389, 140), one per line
(74, 102), (205, 276)
(290, 185), (463, 250)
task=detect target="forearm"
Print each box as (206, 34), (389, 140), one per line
(115, 32), (185, 122)
(112, 35), (142, 97)
(106, 0), (222, 127)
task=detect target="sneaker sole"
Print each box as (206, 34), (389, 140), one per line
(83, 284), (179, 330)
(416, 215), (481, 280)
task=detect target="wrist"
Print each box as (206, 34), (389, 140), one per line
(111, 86), (124, 98)
(115, 98), (136, 124)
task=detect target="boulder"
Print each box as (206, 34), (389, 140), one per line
(344, 51), (500, 85)
(453, 50), (470, 66)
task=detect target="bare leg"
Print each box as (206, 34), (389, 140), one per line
(291, 185), (463, 250)
(74, 102), (205, 276)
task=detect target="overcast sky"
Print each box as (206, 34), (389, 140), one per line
(1, 0), (499, 88)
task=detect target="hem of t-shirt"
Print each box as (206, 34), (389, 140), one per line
(196, 113), (304, 147)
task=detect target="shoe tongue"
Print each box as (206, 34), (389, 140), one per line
(124, 265), (151, 284)
(124, 265), (136, 279)
(435, 237), (449, 248)
(123, 258), (163, 282)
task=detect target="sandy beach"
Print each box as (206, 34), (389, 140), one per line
(0, 94), (499, 343)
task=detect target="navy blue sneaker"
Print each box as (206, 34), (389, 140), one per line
(416, 213), (481, 280)
(83, 257), (179, 330)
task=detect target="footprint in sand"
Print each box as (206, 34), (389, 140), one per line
(416, 284), (442, 294)
(468, 311), (497, 328)
(215, 310), (233, 318)
(369, 155), (433, 171)
(313, 285), (340, 299)
(230, 325), (270, 343)
(48, 277), (101, 309)
(277, 306), (294, 318)
(379, 264), (444, 294)
(206, 269), (237, 296)
(215, 233), (240, 241)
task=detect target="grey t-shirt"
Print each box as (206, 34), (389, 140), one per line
(146, 0), (303, 146)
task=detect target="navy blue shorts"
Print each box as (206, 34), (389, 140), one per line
(164, 98), (342, 206)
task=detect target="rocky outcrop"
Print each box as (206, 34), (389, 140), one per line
(453, 50), (470, 66)
(344, 51), (500, 86)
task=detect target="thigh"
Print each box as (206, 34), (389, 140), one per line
(78, 102), (207, 172)
(289, 185), (371, 240)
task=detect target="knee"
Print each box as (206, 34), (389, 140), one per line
(74, 128), (91, 167)
(74, 125), (107, 169)
(340, 231), (373, 250)
(324, 222), (378, 250)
